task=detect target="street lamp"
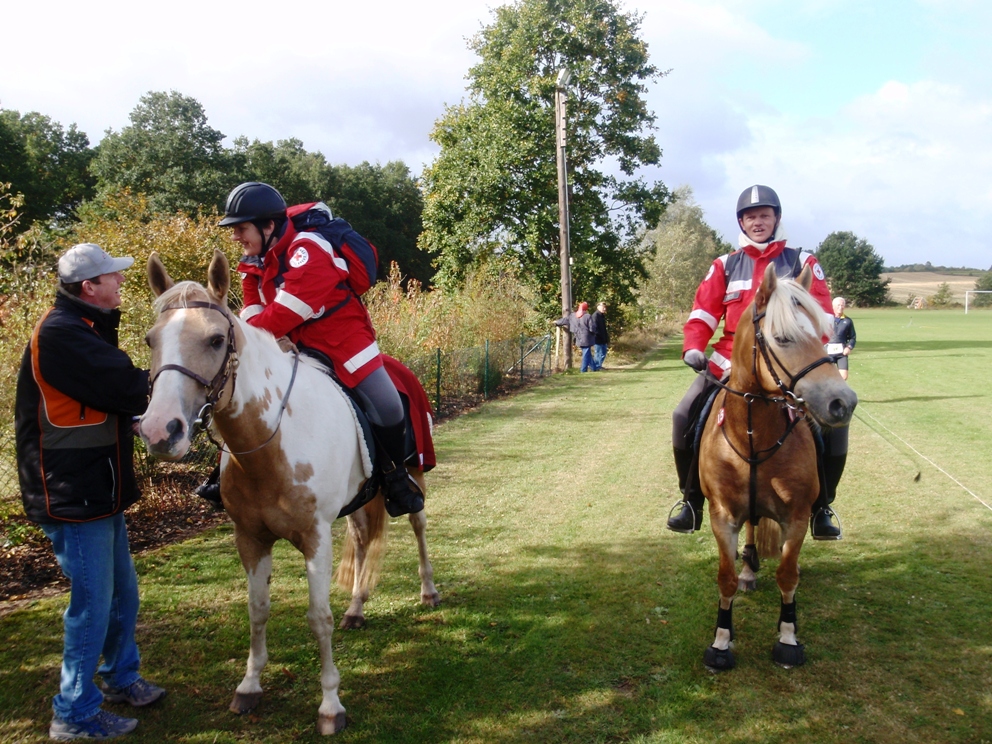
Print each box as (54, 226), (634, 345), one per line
(555, 67), (573, 369)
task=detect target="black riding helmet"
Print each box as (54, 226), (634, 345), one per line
(219, 182), (287, 226)
(736, 184), (781, 219)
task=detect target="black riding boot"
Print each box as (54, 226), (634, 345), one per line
(374, 422), (425, 517)
(667, 447), (705, 533)
(194, 464), (224, 511)
(811, 453), (846, 540)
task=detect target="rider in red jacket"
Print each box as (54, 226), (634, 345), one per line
(202, 182), (424, 518)
(667, 185), (847, 540)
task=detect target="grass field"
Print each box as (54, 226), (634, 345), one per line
(1, 308), (990, 743)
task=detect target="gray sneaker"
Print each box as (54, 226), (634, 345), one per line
(100, 677), (167, 707)
(49, 709), (138, 740)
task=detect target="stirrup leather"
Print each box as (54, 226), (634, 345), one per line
(810, 506), (843, 541)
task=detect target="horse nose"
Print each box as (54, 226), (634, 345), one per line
(166, 418), (185, 446)
(828, 391), (858, 423)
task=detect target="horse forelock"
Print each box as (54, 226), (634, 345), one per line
(763, 278), (832, 345)
(152, 281), (213, 314)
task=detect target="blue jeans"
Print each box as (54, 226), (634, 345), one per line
(580, 346), (595, 372)
(42, 513), (141, 722)
(593, 344), (608, 370)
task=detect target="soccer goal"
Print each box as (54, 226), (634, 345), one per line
(964, 290), (992, 313)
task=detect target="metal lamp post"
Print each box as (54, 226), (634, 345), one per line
(555, 67), (573, 369)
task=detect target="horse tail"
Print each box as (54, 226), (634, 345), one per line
(755, 519), (782, 559)
(334, 490), (389, 595)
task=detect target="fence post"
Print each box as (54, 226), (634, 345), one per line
(484, 340), (490, 399)
(435, 348), (441, 413)
(520, 334), (525, 384)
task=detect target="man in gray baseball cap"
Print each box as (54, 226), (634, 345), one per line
(16, 241), (165, 739)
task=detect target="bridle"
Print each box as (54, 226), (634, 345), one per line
(149, 299), (299, 456)
(705, 299), (835, 525)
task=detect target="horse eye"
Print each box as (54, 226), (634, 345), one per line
(209, 334), (226, 350)
(774, 336), (790, 345)
(144, 334), (153, 348)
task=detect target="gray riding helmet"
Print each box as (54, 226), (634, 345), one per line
(736, 185), (781, 218)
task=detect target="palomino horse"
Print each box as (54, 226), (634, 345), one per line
(697, 263), (857, 670)
(138, 250), (440, 734)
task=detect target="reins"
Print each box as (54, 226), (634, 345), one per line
(705, 300), (835, 526)
(150, 299), (300, 456)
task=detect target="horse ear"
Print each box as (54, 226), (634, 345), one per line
(798, 264), (813, 291)
(206, 249), (231, 304)
(147, 252), (174, 297)
(754, 262), (778, 311)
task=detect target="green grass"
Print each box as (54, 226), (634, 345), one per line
(1, 308), (991, 743)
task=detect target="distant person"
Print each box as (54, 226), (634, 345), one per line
(15, 243), (166, 741)
(555, 301), (597, 372)
(591, 302), (609, 370)
(828, 296), (856, 380)
(666, 185), (849, 540)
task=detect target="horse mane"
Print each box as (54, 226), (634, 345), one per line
(762, 277), (832, 345)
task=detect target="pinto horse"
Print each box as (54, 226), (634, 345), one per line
(697, 263), (857, 670)
(138, 250), (440, 734)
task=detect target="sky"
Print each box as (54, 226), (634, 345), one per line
(3, 0), (990, 269)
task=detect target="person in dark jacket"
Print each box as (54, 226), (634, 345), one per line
(828, 297), (856, 380)
(15, 243), (165, 740)
(591, 302), (609, 370)
(555, 301), (597, 372)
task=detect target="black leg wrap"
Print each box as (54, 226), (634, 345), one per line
(742, 544), (760, 574)
(704, 645), (736, 671)
(778, 600), (798, 630)
(715, 605), (734, 641)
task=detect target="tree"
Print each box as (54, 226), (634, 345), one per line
(231, 136), (334, 206)
(420, 0), (669, 313)
(815, 231), (891, 307)
(638, 186), (729, 318)
(91, 91), (231, 215)
(972, 272), (992, 307)
(0, 110), (95, 228)
(328, 161), (431, 285)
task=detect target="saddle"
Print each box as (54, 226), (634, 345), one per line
(299, 347), (419, 518)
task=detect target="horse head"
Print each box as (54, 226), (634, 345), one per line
(139, 250), (237, 460)
(739, 263), (857, 429)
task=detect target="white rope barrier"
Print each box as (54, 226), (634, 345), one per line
(856, 406), (992, 513)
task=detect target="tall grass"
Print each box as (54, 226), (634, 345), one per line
(1, 307), (990, 742)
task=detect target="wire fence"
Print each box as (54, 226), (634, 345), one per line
(0, 334), (554, 508)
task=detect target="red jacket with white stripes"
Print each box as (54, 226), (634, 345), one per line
(238, 203), (381, 386)
(683, 239), (834, 377)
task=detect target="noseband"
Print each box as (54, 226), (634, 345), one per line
(150, 299), (299, 455)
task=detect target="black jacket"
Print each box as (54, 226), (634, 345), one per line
(555, 312), (596, 348)
(592, 311), (609, 345)
(15, 290), (149, 524)
(830, 315), (856, 349)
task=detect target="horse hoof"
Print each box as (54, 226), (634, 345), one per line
(339, 614), (365, 630)
(738, 578), (757, 592)
(318, 711), (348, 735)
(229, 691), (263, 714)
(772, 641), (806, 667)
(422, 592), (441, 607)
(703, 646), (735, 671)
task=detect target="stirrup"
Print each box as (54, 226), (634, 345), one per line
(667, 499), (701, 534)
(810, 507), (843, 541)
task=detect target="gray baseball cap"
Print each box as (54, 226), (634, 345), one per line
(58, 243), (135, 283)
